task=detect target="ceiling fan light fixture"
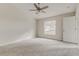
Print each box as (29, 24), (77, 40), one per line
(30, 3), (48, 14)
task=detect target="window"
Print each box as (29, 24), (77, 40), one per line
(44, 20), (56, 35)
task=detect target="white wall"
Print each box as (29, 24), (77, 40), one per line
(0, 3), (77, 44)
(76, 4), (79, 43)
(0, 4), (35, 44)
(36, 16), (63, 40)
(36, 12), (75, 40)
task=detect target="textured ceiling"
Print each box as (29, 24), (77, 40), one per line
(0, 3), (77, 19)
(14, 3), (77, 19)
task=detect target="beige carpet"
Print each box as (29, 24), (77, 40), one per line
(0, 38), (79, 56)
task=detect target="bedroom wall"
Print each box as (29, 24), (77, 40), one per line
(0, 4), (35, 44)
(36, 16), (63, 40)
(36, 12), (75, 40)
(0, 3), (77, 44)
(76, 5), (79, 43)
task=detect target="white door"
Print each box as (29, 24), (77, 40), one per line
(63, 16), (77, 43)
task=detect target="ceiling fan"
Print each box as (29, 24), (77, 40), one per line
(30, 3), (48, 14)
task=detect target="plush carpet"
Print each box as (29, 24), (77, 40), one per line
(0, 38), (79, 56)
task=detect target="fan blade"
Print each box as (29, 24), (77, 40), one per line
(34, 3), (39, 9)
(30, 9), (36, 11)
(40, 6), (48, 10)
